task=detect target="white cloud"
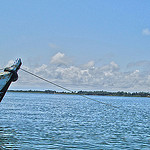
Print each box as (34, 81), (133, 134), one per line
(10, 54), (150, 92)
(127, 60), (150, 72)
(6, 60), (14, 67)
(35, 64), (47, 73)
(50, 52), (71, 66)
(142, 28), (150, 35)
(84, 61), (95, 68)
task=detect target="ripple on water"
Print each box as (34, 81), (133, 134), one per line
(0, 93), (150, 149)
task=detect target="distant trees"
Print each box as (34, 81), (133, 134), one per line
(8, 90), (150, 97)
(44, 90), (56, 94)
(77, 90), (150, 97)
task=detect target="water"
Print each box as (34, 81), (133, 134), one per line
(0, 92), (150, 149)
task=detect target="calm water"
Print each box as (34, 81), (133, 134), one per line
(0, 92), (150, 150)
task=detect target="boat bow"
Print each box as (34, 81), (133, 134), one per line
(0, 58), (22, 102)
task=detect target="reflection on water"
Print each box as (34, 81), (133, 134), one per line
(0, 92), (150, 149)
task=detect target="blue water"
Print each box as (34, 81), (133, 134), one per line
(0, 92), (150, 149)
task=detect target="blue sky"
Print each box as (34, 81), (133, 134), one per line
(0, 0), (150, 91)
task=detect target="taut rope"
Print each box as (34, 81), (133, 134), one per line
(20, 68), (119, 108)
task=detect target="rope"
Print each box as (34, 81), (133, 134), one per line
(20, 68), (119, 108)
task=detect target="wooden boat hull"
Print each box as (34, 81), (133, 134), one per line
(0, 59), (22, 102)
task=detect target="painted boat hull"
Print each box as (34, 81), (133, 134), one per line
(0, 58), (22, 102)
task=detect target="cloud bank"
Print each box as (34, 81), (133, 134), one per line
(12, 52), (150, 92)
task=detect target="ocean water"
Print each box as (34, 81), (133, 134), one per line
(0, 92), (150, 150)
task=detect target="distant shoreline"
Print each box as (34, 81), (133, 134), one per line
(8, 90), (150, 98)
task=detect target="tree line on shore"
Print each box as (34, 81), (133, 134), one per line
(8, 90), (150, 97)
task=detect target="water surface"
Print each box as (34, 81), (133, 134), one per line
(0, 92), (150, 149)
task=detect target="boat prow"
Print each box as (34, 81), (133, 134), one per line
(0, 58), (22, 102)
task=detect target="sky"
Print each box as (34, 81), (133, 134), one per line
(0, 0), (150, 92)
